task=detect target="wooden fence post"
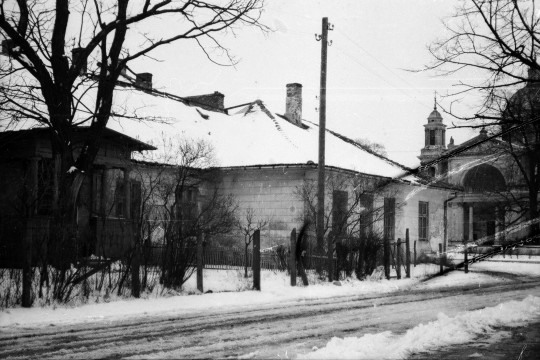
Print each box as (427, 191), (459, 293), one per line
(253, 230), (261, 290)
(22, 222), (33, 308)
(131, 241), (141, 298)
(197, 232), (204, 293)
(327, 233), (334, 282)
(396, 239), (401, 280)
(383, 236), (390, 280)
(439, 243), (443, 275)
(290, 228), (297, 286)
(413, 240), (417, 267)
(358, 237), (365, 278)
(465, 205), (472, 274)
(405, 229), (411, 278)
(464, 241), (468, 274)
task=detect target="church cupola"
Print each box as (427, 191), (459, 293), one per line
(418, 95), (447, 176)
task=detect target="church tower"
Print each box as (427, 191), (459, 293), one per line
(418, 96), (446, 177)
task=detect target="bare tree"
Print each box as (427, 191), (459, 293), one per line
(295, 172), (394, 279)
(425, 0), (539, 238)
(0, 0), (266, 242)
(426, 0), (538, 115)
(354, 137), (388, 157)
(133, 137), (238, 290)
(236, 207), (268, 278)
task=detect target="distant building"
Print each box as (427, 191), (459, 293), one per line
(418, 70), (539, 247)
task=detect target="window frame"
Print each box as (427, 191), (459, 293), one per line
(418, 201), (429, 241)
(383, 197), (395, 241)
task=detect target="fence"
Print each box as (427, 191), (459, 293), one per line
(143, 245), (288, 271)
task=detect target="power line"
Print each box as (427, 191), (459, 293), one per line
(337, 28), (425, 92)
(333, 45), (433, 111)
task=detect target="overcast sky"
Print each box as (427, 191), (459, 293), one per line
(131, 0), (484, 167)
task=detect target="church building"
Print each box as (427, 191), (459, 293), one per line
(418, 71), (539, 248)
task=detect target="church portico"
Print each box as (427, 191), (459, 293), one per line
(447, 196), (507, 247)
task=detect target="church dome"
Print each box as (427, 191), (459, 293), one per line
(507, 67), (540, 113)
(427, 107), (443, 123)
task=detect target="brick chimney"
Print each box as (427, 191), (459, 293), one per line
(135, 73), (153, 90)
(185, 91), (225, 111)
(1, 39), (13, 56)
(285, 83), (302, 126)
(71, 47), (87, 75)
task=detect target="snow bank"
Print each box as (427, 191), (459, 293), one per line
(0, 269), (417, 329)
(299, 295), (540, 359)
(472, 258), (540, 276)
(1, 260), (536, 329)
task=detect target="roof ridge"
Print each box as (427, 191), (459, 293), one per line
(245, 100), (299, 150)
(303, 119), (412, 173)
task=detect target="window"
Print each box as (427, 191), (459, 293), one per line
(114, 179), (126, 218)
(383, 197), (395, 241)
(332, 190), (348, 236)
(37, 158), (54, 215)
(359, 193), (373, 240)
(130, 181), (142, 220)
(429, 130), (436, 145)
(176, 186), (199, 226)
(463, 164), (506, 193)
(92, 171), (103, 215)
(418, 201), (429, 241)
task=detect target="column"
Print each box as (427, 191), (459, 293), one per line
(494, 207), (500, 245)
(468, 204), (474, 243)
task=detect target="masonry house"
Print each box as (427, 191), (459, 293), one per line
(1, 74), (461, 268)
(102, 79), (458, 255)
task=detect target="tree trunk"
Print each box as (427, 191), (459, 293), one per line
(529, 186), (539, 239)
(244, 242), (249, 278)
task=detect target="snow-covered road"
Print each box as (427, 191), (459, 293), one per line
(1, 279), (539, 359)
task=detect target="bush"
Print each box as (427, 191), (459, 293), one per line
(354, 232), (383, 280)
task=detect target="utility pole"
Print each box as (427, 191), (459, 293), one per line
(315, 17), (333, 281)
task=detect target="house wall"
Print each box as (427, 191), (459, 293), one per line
(219, 167), (455, 253)
(0, 159), (27, 216)
(220, 167), (307, 249)
(388, 183), (454, 254)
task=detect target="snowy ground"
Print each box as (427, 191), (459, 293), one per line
(0, 260), (539, 359)
(1, 260), (537, 330)
(299, 295), (540, 359)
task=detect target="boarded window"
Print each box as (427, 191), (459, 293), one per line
(418, 201), (429, 241)
(383, 197), (395, 241)
(332, 190), (348, 236)
(176, 186), (199, 227)
(359, 193), (374, 240)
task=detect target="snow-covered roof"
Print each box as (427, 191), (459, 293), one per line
(106, 85), (418, 180)
(2, 82), (420, 181)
